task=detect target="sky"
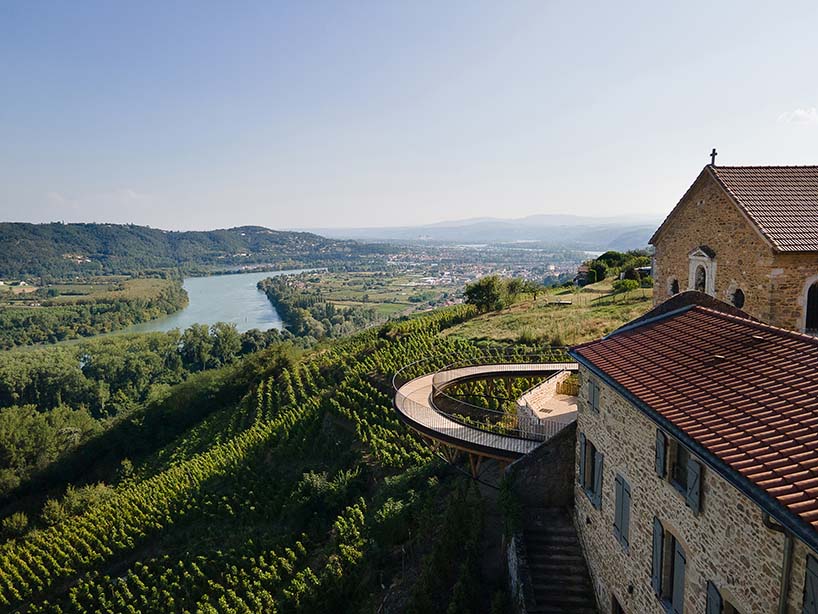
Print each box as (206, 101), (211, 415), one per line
(1, 1), (817, 231)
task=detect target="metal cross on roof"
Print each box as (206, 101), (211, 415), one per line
(710, 148), (718, 166)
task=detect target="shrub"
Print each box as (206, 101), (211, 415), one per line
(41, 499), (66, 526)
(612, 279), (639, 294)
(2, 512), (29, 537)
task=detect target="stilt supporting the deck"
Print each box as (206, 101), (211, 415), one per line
(468, 453), (483, 478)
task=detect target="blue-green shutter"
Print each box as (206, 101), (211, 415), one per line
(706, 581), (722, 614)
(579, 432), (587, 487)
(621, 479), (631, 548)
(613, 475), (623, 541)
(686, 458), (702, 513)
(804, 555), (818, 614)
(655, 430), (667, 478)
(671, 540), (686, 614)
(651, 517), (663, 594)
(592, 450), (604, 509)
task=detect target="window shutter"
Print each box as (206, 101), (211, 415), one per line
(706, 581), (722, 614)
(593, 381), (600, 411)
(592, 450), (604, 509)
(804, 555), (818, 614)
(671, 541), (686, 614)
(579, 433), (587, 487)
(613, 475), (623, 541)
(686, 458), (702, 513)
(651, 517), (663, 594)
(621, 479), (631, 548)
(655, 430), (667, 478)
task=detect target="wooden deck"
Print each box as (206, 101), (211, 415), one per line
(394, 362), (577, 461)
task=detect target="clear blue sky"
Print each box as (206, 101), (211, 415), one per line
(1, 1), (817, 230)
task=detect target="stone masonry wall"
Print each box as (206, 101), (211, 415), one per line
(652, 171), (777, 322)
(507, 422), (576, 509)
(573, 366), (816, 613)
(769, 252), (818, 332)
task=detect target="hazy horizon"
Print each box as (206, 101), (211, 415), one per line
(2, 1), (817, 231)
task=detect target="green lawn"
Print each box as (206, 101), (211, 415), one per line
(444, 284), (654, 346)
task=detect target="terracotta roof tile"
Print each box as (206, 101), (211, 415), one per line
(572, 306), (818, 534)
(710, 166), (818, 252)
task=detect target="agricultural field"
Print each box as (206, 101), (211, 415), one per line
(281, 270), (464, 318)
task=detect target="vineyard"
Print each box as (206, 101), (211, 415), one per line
(0, 304), (525, 613)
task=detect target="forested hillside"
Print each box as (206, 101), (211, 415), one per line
(0, 223), (391, 279)
(0, 304), (525, 613)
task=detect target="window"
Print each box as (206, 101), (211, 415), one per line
(613, 474), (631, 550)
(579, 433), (603, 509)
(669, 278), (680, 295)
(807, 282), (818, 334)
(707, 582), (745, 614)
(670, 441), (690, 493)
(655, 430), (703, 513)
(731, 288), (745, 309)
(589, 379), (600, 412)
(804, 555), (818, 614)
(612, 595), (625, 614)
(688, 246), (716, 295)
(651, 518), (686, 614)
(694, 265), (707, 292)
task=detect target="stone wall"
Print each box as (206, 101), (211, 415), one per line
(573, 366), (816, 613)
(652, 171), (777, 322)
(506, 422), (576, 509)
(769, 252), (818, 332)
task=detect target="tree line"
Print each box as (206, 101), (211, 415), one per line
(258, 275), (381, 340)
(0, 280), (188, 349)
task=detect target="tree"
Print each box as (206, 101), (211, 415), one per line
(522, 279), (543, 300)
(505, 278), (525, 302)
(180, 324), (213, 371)
(210, 322), (241, 367)
(589, 261), (608, 283)
(463, 276), (507, 313)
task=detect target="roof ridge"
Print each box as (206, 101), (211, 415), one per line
(710, 164), (818, 169)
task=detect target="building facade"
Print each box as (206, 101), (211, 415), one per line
(569, 304), (818, 614)
(650, 165), (818, 333)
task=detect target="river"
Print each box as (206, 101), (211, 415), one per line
(122, 269), (309, 334)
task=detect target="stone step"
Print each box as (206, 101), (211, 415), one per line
(531, 592), (596, 609)
(523, 535), (579, 550)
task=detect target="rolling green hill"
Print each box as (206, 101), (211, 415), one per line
(0, 223), (390, 279)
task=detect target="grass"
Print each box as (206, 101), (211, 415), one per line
(444, 282), (654, 346)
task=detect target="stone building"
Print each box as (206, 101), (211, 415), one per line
(650, 165), (818, 333)
(568, 302), (818, 614)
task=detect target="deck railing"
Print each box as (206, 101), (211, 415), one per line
(393, 352), (578, 444)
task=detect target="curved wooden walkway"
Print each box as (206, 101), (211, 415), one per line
(394, 362), (577, 462)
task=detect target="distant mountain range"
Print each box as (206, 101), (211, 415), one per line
(303, 214), (661, 250)
(0, 223), (386, 279)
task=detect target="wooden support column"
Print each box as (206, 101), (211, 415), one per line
(468, 453), (483, 478)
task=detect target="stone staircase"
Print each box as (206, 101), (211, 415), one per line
(520, 507), (597, 613)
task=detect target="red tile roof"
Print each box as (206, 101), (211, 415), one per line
(571, 306), (818, 538)
(710, 166), (818, 252)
